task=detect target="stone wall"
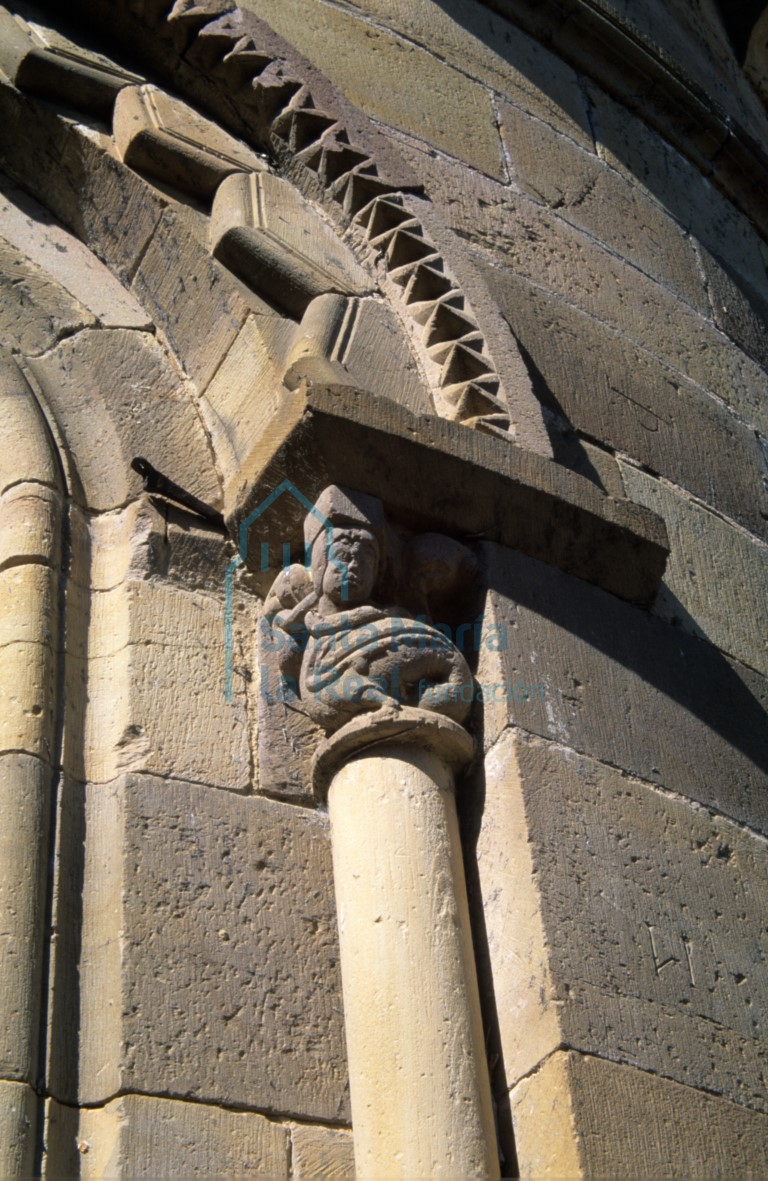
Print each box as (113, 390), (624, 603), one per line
(0, 0), (766, 1176)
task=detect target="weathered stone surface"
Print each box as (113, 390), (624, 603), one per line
(199, 311), (301, 482)
(0, 484), (61, 573)
(0, 7), (141, 116)
(115, 84), (268, 199)
(0, 79), (169, 283)
(464, 731), (561, 1091)
(480, 240), (768, 447)
(620, 463), (768, 677)
(0, 239), (95, 357)
(511, 1051), (768, 1178)
(482, 0), (768, 236)
(45, 1093), (289, 1179)
(0, 754), (52, 1085)
(474, 731), (768, 1110)
(0, 638), (56, 762)
(0, 175), (150, 330)
(0, 564), (57, 649)
(26, 327), (220, 513)
(587, 0), (765, 136)
(284, 293), (431, 416)
(586, 81), (768, 302)
(131, 207), (252, 393)
(74, 496), (231, 597)
(61, 774), (347, 1120)
(314, 0), (594, 148)
(211, 172), (373, 317)
(507, 1053), (581, 1179)
(162, 511), (234, 597)
(291, 1124), (354, 1180)
(0, 1080), (36, 1179)
(229, 384), (668, 607)
(239, 0), (505, 178)
(498, 100), (708, 314)
(376, 132), (768, 439)
(578, 439), (624, 497)
(71, 579), (248, 790)
(0, 354), (60, 497)
(71, 501), (162, 594)
(478, 542), (768, 832)
(698, 243), (768, 375)
(479, 266), (768, 538)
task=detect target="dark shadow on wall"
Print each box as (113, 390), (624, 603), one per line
(479, 542), (768, 828)
(456, 543), (768, 1173)
(713, 0), (767, 63)
(514, 337), (610, 493)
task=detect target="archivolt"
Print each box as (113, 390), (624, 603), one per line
(0, 0), (550, 477)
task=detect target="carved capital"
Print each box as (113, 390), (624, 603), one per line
(258, 484), (478, 796)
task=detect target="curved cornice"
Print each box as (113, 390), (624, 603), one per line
(479, 0), (768, 242)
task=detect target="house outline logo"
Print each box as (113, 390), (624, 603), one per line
(224, 479), (347, 701)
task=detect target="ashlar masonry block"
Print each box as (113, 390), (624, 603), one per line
(477, 542), (768, 832)
(510, 1051), (768, 1178)
(0, 1081), (36, 1179)
(0, 239), (95, 358)
(479, 266), (768, 538)
(0, 755), (52, 1085)
(0, 79), (170, 282)
(619, 463), (768, 678)
(238, 0), (505, 178)
(27, 327), (220, 514)
(0, 484), (61, 581)
(470, 729), (768, 1113)
(0, 176), (150, 331)
(75, 579), (249, 791)
(497, 99), (708, 315)
(57, 774), (347, 1122)
(131, 206), (252, 393)
(318, 0), (594, 149)
(290, 1124), (355, 1180)
(44, 1093), (289, 1179)
(586, 81), (768, 303)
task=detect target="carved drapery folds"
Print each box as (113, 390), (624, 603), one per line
(259, 484), (479, 786)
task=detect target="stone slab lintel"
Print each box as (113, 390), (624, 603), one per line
(228, 383), (668, 605)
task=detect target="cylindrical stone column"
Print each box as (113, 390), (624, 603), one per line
(315, 712), (499, 1180)
(0, 354), (62, 1176)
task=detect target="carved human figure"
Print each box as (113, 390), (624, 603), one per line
(261, 485), (476, 734)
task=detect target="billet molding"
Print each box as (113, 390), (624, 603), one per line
(0, 3), (667, 609)
(18, 0), (534, 438)
(113, 82), (269, 199)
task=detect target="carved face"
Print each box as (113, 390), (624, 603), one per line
(314, 528), (379, 605)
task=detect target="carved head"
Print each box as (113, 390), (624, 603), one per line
(312, 526), (380, 606)
(304, 485), (386, 609)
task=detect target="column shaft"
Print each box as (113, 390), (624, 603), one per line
(328, 743), (499, 1180)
